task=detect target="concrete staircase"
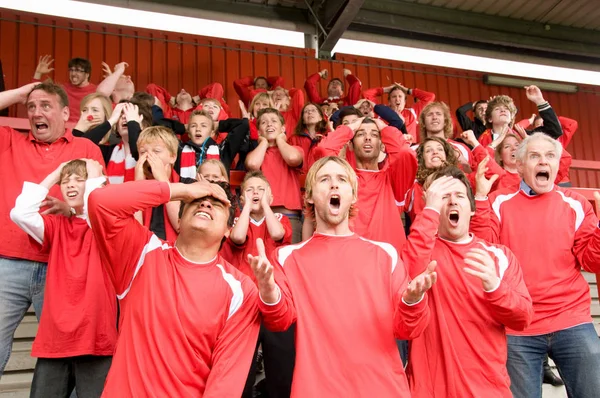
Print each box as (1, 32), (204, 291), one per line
(1, 273), (598, 397)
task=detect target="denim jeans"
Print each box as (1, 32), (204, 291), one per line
(507, 323), (600, 398)
(0, 257), (47, 376)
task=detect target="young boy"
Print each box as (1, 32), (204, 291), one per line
(245, 108), (304, 243)
(135, 126), (181, 241)
(176, 109), (250, 179)
(10, 159), (116, 398)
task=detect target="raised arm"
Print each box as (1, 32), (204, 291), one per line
(573, 192), (600, 274)
(344, 70), (362, 106)
(203, 278), (260, 398)
(228, 192), (252, 246)
(374, 104), (408, 135)
(96, 62), (129, 98)
(455, 102), (475, 132)
(410, 87), (436, 116)
(304, 71), (326, 104)
(275, 133), (303, 167)
(245, 138), (269, 171)
(525, 86), (562, 139)
(558, 116), (578, 147)
(312, 123), (355, 161)
(0, 82), (38, 111)
(362, 86), (384, 103)
(233, 76), (256, 106)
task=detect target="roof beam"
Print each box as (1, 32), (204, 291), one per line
(316, 0), (366, 58)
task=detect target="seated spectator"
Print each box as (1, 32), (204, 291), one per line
(198, 159), (229, 183)
(135, 126), (181, 242)
(270, 86), (304, 138)
(240, 91), (275, 142)
(97, 61), (134, 103)
(311, 117), (416, 252)
(245, 108), (304, 243)
(472, 133), (600, 398)
(234, 75), (285, 107)
(0, 81), (104, 376)
(455, 100), (488, 139)
(10, 159), (116, 397)
(33, 55), (101, 123)
(304, 68), (362, 108)
(175, 109), (250, 179)
(288, 102), (331, 174)
(73, 92), (113, 136)
(363, 82), (435, 142)
(249, 155), (435, 397)
(74, 97), (152, 184)
(403, 166), (532, 397)
(87, 176), (260, 396)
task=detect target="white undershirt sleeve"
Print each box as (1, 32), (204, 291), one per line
(9, 182), (49, 245)
(83, 177), (107, 228)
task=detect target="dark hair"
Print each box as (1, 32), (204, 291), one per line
(295, 102), (328, 136)
(130, 91), (154, 109)
(119, 98), (153, 129)
(254, 76), (269, 88)
(426, 166), (475, 211)
(334, 107), (362, 128)
(329, 78), (344, 91)
(28, 80), (69, 108)
(178, 180), (236, 228)
(416, 137), (459, 185)
(387, 85), (405, 101)
(68, 58), (92, 75)
(474, 100), (487, 110)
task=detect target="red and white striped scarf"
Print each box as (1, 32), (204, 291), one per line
(106, 142), (137, 184)
(179, 143), (221, 179)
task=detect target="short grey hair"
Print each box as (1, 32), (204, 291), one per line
(515, 132), (562, 163)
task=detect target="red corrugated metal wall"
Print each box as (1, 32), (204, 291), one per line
(1, 8), (599, 187)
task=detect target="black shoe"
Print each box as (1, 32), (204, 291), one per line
(543, 364), (564, 386)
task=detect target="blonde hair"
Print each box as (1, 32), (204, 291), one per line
(59, 159), (87, 183)
(485, 95), (517, 128)
(241, 170), (270, 192)
(304, 156), (357, 221)
(200, 98), (221, 108)
(198, 159), (229, 183)
(80, 93), (113, 144)
(187, 109), (215, 140)
(419, 102), (453, 142)
(137, 126), (179, 156)
(249, 92), (274, 118)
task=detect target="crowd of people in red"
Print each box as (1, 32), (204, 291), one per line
(0, 54), (599, 398)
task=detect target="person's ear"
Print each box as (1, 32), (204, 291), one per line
(62, 106), (70, 123)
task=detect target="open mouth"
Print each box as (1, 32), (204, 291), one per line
(329, 195), (341, 214)
(35, 123), (49, 132)
(448, 210), (459, 227)
(194, 210), (212, 220)
(252, 197), (260, 204)
(66, 191), (78, 198)
(536, 171), (550, 182)
(363, 145), (373, 152)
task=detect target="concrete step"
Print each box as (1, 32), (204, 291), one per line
(4, 341), (34, 373)
(0, 372), (32, 395)
(13, 316), (37, 340)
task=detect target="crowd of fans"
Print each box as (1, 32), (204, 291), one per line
(0, 54), (599, 398)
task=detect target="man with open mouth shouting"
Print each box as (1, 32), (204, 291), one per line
(249, 156), (436, 397)
(472, 132), (600, 398)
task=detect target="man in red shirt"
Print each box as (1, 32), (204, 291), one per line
(0, 81), (104, 376)
(403, 166), (533, 398)
(88, 177), (260, 396)
(249, 155), (436, 397)
(472, 132), (600, 398)
(33, 55), (99, 123)
(304, 68), (362, 108)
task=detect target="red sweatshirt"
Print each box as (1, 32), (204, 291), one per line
(304, 72), (362, 107)
(470, 186), (600, 335)
(233, 76), (285, 106)
(313, 125), (415, 251)
(220, 214), (292, 283)
(402, 208), (532, 397)
(259, 233), (430, 397)
(363, 87), (435, 142)
(557, 116), (578, 184)
(281, 88), (305, 138)
(88, 179), (260, 397)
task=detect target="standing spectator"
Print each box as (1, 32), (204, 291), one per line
(455, 100), (488, 138)
(87, 176), (260, 396)
(0, 81), (104, 375)
(97, 61), (134, 103)
(472, 133), (600, 398)
(304, 68), (362, 108)
(33, 56), (98, 123)
(249, 155), (436, 397)
(403, 167), (532, 397)
(363, 82), (435, 143)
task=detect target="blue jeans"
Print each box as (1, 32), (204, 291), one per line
(0, 257), (47, 376)
(507, 323), (600, 398)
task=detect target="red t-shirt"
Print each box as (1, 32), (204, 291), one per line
(471, 186), (600, 335)
(403, 209), (532, 398)
(88, 180), (260, 397)
(0, 127), (105, 262)
(32, 214), (117, 358)
(63, 82), (98, 123)
(260, 146), (303, 211)
(221, 214), (292, 282)
(259, 233), (430, 397)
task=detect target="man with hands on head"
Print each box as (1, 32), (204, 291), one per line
(402, 166), (532, 398)
(248, 156), (436, 398)
(87, 170), (260, 397)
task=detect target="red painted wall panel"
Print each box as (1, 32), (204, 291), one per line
(1, 8), (598, 187)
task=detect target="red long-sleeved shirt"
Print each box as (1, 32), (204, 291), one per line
(363, 87), (435, 142)
(304, 72), (362, 106)
(233, 76), (285, 106)
(402, 208), (532, 397)
(313, 125), (415, 251)
(260, 233), (430, 397)
(88, 179), (260, 397)
(470, 186), (600, 335)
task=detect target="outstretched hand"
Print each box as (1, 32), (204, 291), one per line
(475, 157), (499, 198)
(403, 261), (437, 304)
(463, 248), (500, 292)
(248, 238), (280, 304)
